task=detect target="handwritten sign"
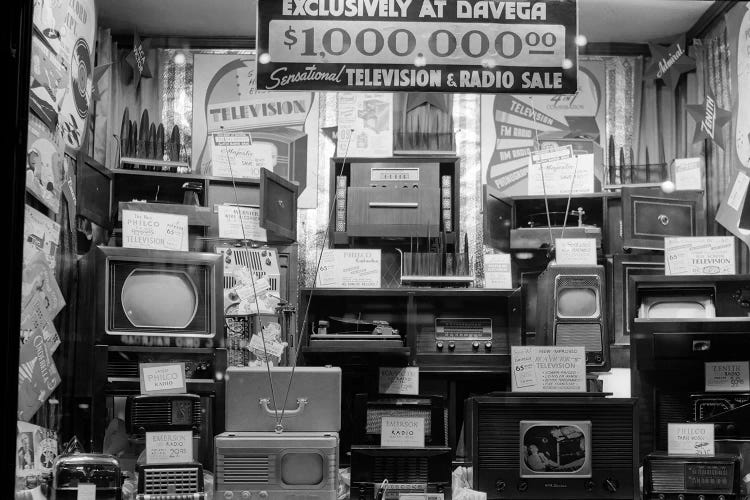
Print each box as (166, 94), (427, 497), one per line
(146, 430), (193, 464)
(673, 157), (703, 191)
(668, 423), (714, 456)
(379, 367), (419, 395)
(511, 346), (586, 392)
(210, 134), (274, 179)
(705, 361), (750, 392)
(528, 149), (595, 196)
(484, 253), (513, 289)
(381, 417), (425, 448)
(217, 205), (268, 242)
(664, 237), (735, 276)
(555, 238), (597, 266)
(122, 210), (188, 251)
(315, 249), (381, 288)
(139, 363), (187, 395)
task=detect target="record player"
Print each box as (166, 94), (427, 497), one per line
(310, 316), (404, 348)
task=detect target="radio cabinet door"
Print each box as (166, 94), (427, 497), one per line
(346, 187), (440, 237)
(622, 188), (706, 250)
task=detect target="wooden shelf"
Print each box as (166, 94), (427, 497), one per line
(300, 287), (520, 297)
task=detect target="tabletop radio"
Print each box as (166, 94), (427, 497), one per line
(215, 432), (339, 500)
(643, 452), (742, 500)
(136, 462), (206, 500)
(52, 453), (122, 500)
(215, 244), (280, 294)
(353, 394), (447, 446)
(125, 394), (202, 436)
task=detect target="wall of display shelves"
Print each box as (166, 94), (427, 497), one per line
(299, 287), (522, 374)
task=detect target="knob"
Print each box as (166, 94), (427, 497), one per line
(224, 492), (234, 499)
(658, 214), (670, 226)
(584, 480), (595, 492)
(472, 341), (480, 351)
(448, 342), (456, 351)
(719, 495), (726, 500)
(594, 354), (602, 363)
(242, 492), (251, 499)
(485, 342), (492, 351)
(261, 250), (267, 257)
(603, 478), (619, 493)
(517, 480), (528, 492)
(259, 492), (268, 499)
(658, 495), (666, 500)
(436, 341), (444, 351)
(677, 494), (685, 500)
(495, 480), (506, 492)
(698, 495), (706, 500)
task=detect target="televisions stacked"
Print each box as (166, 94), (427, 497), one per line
(215, 366), (342, 500)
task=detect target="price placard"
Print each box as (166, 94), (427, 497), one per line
(511, 346), (586, 392)
(664, 237), (735, 276)
(484, 253), (513, 289)
(555, 238), (597, 266)
(705, 361), (750, 392)
(667, 423), (714, 456)
(315, 249), (381, 288)
(139, 363), (187, 395)
(256, 0), (578, 93)
(379, 367), (419, 395)
(122, 210), (189, 252)
(217, 204), (268, 242)
(381, 417), (425, 448)
(145, 431), (194, 464)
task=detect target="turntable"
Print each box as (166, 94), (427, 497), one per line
(509, 202), (603, 251)
(310, 315), (404, 348)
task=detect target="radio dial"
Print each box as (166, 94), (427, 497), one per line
(472, 341), (480, 351)
(603, 478), (619, 493)
(517, 480), (528, 492)
(448, 342), (456, 351)
(495, 480), (506, 492)
(485, 342), (492, 351)
(436, 341), (444, 351)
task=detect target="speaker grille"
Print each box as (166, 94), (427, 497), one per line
(557, 275), (599, 288)
(373, 456), (429, 483)
(649, 462), (685, 492)
(555, 324), (603, 351)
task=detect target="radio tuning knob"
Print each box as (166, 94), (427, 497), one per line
(259, 492), (268, 499)
(485, 342), (492, 351)
(517, 480), (529, 492)
(677, 495), (686, 500)
(584, 480), (595, 492)
(224, 492), (234, 499)
(241, 492), (251, 499)
(698, 495), (706, 500)
(603, 478), (619, 493)
(436, 341), (444, 351)
(495, 480), (506, 492)
(472, 341), (480, 351)
(658, 495), (666, 500)
(448, 342), (456, 351)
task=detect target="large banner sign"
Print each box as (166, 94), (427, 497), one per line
(256, 0), (578, 94)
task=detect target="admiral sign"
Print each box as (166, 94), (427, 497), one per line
(256, 0), (578, 93)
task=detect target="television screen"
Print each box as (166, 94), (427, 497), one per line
(520, 421), (592, 478)
(107, 260), (214, 337)
(639, 295), (715, 319)
(281, 453), (324, 485)
(557, 288), (599, 318)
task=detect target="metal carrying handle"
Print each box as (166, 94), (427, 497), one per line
(259, 397), (308, 418)
(658, 214), (670, 226)
(369, 202), (418, 208)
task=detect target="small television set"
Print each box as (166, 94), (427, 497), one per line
(353, 394), (447, 446)
(83, 246), (223, 348)
(638, 295), (716, 319)
(465, 394), (637, 500)
(350, 446), (452, 500)
(214, 431), (338, 500)
(536, 265), (610, 371)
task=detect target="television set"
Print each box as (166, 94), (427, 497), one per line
(638, 295), (716, 319)
(82, 246), (223, 348)
(350, 446), (452, 500)
(214, 431), (338, 500)
(536, 265), (610, 371)
(465, 394), (637, 500)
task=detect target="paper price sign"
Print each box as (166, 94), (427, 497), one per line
(381, 417), (425, 448)
(668, 423), (714, 456)
(555, 238), (597, 266)
(705, 361), (750, 392)
(139, 363), (187, 395)
(379, 367), (419, 395)
(511, 348), (538, 389)
(122, 210), (189, 252)
(511, 346), (586, 392)
(664, 237), (735, 276)
(211, 134), (274, 179)
(146, 431), (193, 464)
(217, 205), (268, 242)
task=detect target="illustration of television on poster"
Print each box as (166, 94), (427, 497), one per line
(191, 52), (319, 208)
(519, 421), (592, 478)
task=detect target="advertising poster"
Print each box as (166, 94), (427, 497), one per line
(23, 205), (61, 272)
(17, 330), (61, 422)
(29, 36), (67, 132)
(16, 422), (58, 477)
(256, 0), (578, 94)
(337, 92), (394, 157)
(481, 59), (606, 198)
(192, 52), (320, 208)
(727, 3), (750, 169)
(26, 114), (64, 213)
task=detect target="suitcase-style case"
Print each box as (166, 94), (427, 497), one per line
(225, 366), (342, 432)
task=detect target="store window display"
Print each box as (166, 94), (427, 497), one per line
(6, 1), (750, 499)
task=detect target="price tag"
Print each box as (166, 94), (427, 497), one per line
(673, 157), (703, 190)
(705, 361), (750, 392)
(484, 253), (513, 289)
(379, 367), (419, 395)
(122, 210), (189, 251)
(217, 204), (268, 242)
(664, 237), (735, 276)
(139, 363), (187, 395)
(315, 249), (381, 288)
(211, 134), (274, 179)
(555, 238), (597, 266)
(76, 484), (96, 500)
(511, 346), (586, 392)
(381, 417), (425, 448)
(145, 431), (193, 464)
(726, 171), (750, 211)
(667, 423), (714, 456)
